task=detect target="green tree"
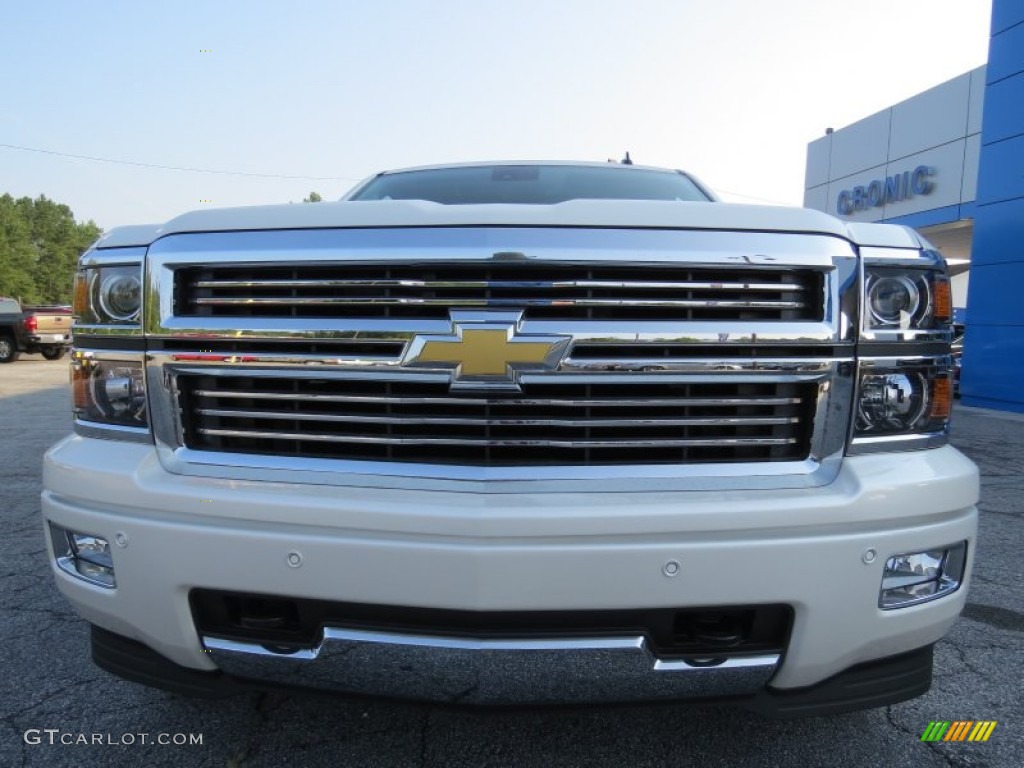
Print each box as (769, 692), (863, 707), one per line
(0, 194), (38, 302)
(302, 191), (323, 203)
(0, 194), (101, 305)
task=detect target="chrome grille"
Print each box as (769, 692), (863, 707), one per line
(176, 264), (823, 322)
(178, 376), (817, 466)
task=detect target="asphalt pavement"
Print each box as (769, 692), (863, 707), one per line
(1, 357), (1021, 767)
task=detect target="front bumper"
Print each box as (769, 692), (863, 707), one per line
(90, 624), (936, 717)
(42, 436), (978, 705)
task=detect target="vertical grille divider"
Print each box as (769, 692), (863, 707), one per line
(584, 383), (592, 465)
(586, 266), (594, 322)
(485, 396), (492, 466)
(290, 265), (298, 318)
(385, 379), (394, 461)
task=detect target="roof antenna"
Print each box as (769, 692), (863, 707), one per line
(621, 152), (633, 165)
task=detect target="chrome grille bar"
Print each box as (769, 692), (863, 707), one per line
(197, 408), (801, 428)
(191, 297), (806, 310)
(192, 389), (804, 407)
(193, 278), (808, 291)
(196, 428), (799, 449)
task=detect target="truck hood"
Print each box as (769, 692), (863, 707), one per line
(94, 200), (928, 250)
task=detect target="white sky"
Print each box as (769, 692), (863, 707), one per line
(0, 0), (993, 229)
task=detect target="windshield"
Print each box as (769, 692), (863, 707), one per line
(348, 165), (712, 205)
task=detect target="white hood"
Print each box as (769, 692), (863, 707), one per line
(94, 199), (927, 250)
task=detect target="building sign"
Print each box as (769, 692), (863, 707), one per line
(836, 166), (934, 215)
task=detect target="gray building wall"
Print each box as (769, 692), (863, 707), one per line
(804, 67), (985, 226)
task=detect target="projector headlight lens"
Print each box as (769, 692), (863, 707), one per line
(98, 270), (142, 322)
(71, 353), (147, 428)
(854, 364), (952, 441)
(858, 373), (928, 431)
(74, 265), (143, 325)
(863, 268), (950, 331)
(868, 275), (920, 326)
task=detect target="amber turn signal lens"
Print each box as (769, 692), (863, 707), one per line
(71, 356), (91, 411)
(930, 376), (952, 420)
(933, 279), (952, 322)
(72, 272), (89, 320)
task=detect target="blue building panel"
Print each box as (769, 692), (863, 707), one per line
(991, 3), (1024, 35)
(961, 0), (1024, 412)
(963, 262), (1024, 325)
(978, 73), (1024, 145)
(968, 196), (1024, 266)
(974, 133), (1024, 204)
(986, 19), (1024, 83)
(960, 324), (1024, 413)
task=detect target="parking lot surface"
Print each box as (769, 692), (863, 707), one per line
(1, 358), (1021, 767)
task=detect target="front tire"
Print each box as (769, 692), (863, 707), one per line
(0, 336), (19, 363)
(41, 347), (66, 361)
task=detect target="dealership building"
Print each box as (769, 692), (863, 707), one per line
(803, 0), (1024, 413)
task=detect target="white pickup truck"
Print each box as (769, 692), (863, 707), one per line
(42, 161), (978, 716)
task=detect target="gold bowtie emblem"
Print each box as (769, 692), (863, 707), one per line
(403, 318), (570, 388)
(418, 329), (557, 376)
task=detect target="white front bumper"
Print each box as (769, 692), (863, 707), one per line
(42, 435), (978, 690)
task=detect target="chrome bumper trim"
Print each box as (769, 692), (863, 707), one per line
(203, 629), (780, 704)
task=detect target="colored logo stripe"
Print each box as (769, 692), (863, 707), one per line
(968, 721), (997, 742)
(920, 720), (997, 742)
(945, 721), (973, 741)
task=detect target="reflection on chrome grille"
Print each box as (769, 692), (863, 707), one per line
(178, 376), (817, 466)
(177, 264), (822, 322)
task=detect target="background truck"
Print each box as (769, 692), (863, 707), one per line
(42, 161), (978, 717)
(0, 297), (72, 362)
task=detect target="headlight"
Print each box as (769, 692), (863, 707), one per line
(71, 353), (147, 429)
(98, 269), (142, 321)
(74, 265), (143, 325)
(858, 372), (928, 431)
(850, 359), (951, 452)
(863, 268), (951, 332)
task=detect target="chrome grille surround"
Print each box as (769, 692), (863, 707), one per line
(177, 374), (820, 467)
(177, 262), (821, 321)
(144, 226), (858, 492)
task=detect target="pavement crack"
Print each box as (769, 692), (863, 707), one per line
(885, 706), (959, 768)
(449, 683), (480, 703)
(941, 640), (988, 678)
(17, 677), (106, 715)
(225, 690), (290, 766)
(419, 709), (431, 768)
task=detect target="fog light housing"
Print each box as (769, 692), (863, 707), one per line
(879, 541), (966, 609)
(49, 522), (116, 588)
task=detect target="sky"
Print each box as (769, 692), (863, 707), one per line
(0, 0), (993, 230)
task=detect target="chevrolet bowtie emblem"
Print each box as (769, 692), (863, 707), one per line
(402, 313), (570, 390)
